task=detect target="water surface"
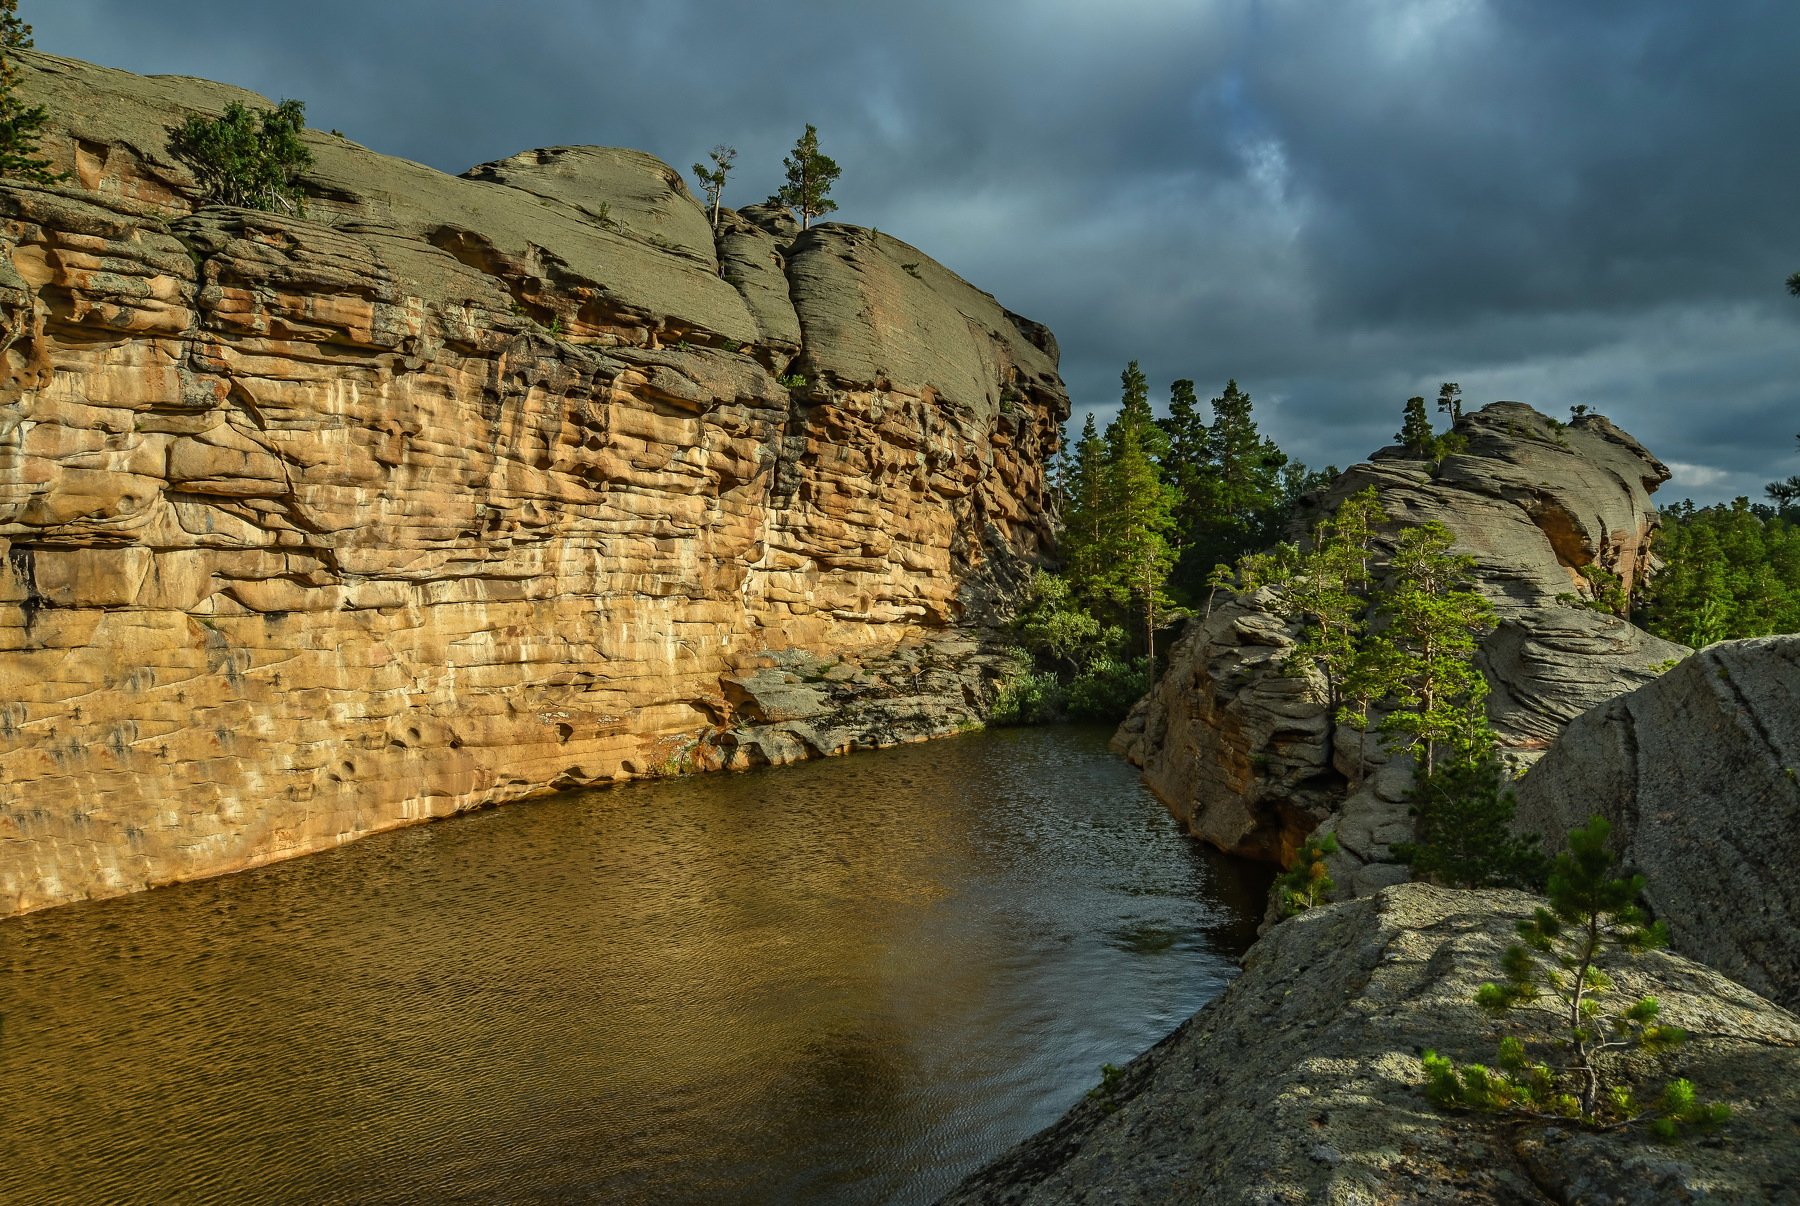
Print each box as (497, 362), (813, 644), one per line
(0, 726), (1268, 1203)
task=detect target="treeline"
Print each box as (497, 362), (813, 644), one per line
(1635, 499), (1800, 645)
(994, 366), (1330, 723)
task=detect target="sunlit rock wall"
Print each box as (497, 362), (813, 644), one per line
(0, 52), (1068, 914)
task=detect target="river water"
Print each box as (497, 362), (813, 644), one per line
(0, 726), (1268, 1204)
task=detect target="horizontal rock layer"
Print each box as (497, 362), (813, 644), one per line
(0, 52), (1068, 915)
(947, 883), (1800, 1205)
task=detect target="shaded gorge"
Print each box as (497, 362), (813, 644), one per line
(0, 725), (1269, 1203)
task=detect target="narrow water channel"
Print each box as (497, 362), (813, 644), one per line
(0, 726), (1269, 1204)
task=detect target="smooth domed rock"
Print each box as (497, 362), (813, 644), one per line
(946, 883), (1800, 1204)
(1513, 635), (1800, 1012)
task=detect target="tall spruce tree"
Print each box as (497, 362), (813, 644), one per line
(1093, 363), (1179, 663)
(1059, 413), (1108, 609)
(1182, 379), (1290, 585)
(0, 0), (59, 185)
(776, 124), (839, 229)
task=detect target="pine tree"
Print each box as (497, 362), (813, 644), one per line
(1424, 817), (1729, 1137)
(1395, 706), (1547, 890)
(168, 99), (313, 213)
(691, 144), (736, 232)
(1397, 395), (1439, 459)
(0, 0), (60, 185)
(1094, 363), (1178, 663)
(1059, 413), (1108, 610)
(1436, 381), (1463, 424)
(1375, 522), (1494, 776)
(776, 124), (839, 230)
(1181, 379), (1291, 582)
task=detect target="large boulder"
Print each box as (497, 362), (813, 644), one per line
(1513, 635), (1800, 1013)
(946, 883), (1800, 1205)
(1116, 403), (1685, 888)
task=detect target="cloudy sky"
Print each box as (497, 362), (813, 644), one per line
(35, 0), (1800, 504)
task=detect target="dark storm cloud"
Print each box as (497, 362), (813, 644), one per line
(33, 0), (1800, 504)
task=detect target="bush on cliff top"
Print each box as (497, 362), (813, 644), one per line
(168, 97), (313, 213)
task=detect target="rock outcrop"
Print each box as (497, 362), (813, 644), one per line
(1513, 636), (1800, 1014)
(1114, 403), (1686, 890)
(0, 52), (1068, 915)
(946, 884), (1800, 1205)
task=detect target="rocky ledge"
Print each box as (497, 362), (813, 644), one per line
(0, 52), (1068, 915)
(946, 883), (1800, 1205)
(1114, 403), (1686, 890)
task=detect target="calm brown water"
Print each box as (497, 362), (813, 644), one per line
(0, 725), (1268, 1204)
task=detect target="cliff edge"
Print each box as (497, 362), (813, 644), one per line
(0, 52), (1069, 914)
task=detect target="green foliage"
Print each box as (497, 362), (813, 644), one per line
(1787, 271), (1800, 297)
(1397, 395), (1439, 459)
(1394, 726), (1548, 890)
(1064, 655), (1150, 721)
(1275, 831), (1338, 917)
(0, 0), (61, 185)
(1436, 381), (1463, 424)
(1561, 562), (1629, 618)
(1635, 498), (1800, 644)
(776, 123), (839, 229)
(691, 143), (736, 231)
(168, 98), (314, 213)
(1424, 817), (1730, 1136)
(1375, 522), (1495, 776)
(777, 372), (808, 389)
(988, 652), (1064, 726)
(1013, 570), (1110, 674)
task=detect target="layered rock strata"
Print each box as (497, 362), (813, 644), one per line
(1514, 635), (1800, 1013)
(947, 883), (1800, 1205)
(1114, 403), (1685, 889)
(0, 52), (1067, 915)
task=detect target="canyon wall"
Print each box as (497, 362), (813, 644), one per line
(0, 52), (1068, 915)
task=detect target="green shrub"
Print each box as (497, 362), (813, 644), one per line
(1064, 655), (1149, 721)
(1422, 816), (1729, 1138)
(1395, 744), (1548, 890)
(989, 657), (1064, 726)
(1275, 831), (1338, 917)
(0, 0), (62, 185)
(168, 98), (314, 212)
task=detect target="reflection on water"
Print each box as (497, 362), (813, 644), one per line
(0, 725), (1269, 1204)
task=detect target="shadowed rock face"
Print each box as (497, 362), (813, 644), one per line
(1514, 635), (1800, 1013)
(1114, 403), (1685, 889)
(0, 52), (1068, 915)
(946, 884), (1800, 1206)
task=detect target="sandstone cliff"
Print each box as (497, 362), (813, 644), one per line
(0, 52), (1069, 915)
(1113, 403), (1685, 891)
(1513, 635), (1800, 1014)
(946, 884), (1800, 1205)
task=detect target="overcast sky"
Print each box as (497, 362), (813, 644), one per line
(34, 0), (1800, 505)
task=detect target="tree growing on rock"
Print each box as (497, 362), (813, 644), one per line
(776, 124), (839, 230)
(692, 143), (736, 232)
(1423, 816), (1729, 1139)
(0, 0), (61, 185)
(168, 98), (314, 213)
(1397, 395), (1439, 460)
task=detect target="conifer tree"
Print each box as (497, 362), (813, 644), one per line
(1375, 521), (1494, 776)
(0, 0), (60, 185)
(169, 98), (313, 213)
(776, 124), (839, 229)
(1436, 381), (1463, 424)
(1424, 817), (1729, 1137)
(1094, 363), (1178, 663)
(1396, 703), (1547, 890)
(1181, 379), (1291, 585)
(1397, 395), (1439, 459)
(691, 144), (736, 232)
(1058, 413), (1108, 609)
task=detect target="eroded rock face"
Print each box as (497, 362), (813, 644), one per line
(946, 884), (1800, 1205)
(0, 52), (1068, 915)
(1115, 403), (1684, 886)
(1513, 636), (1800, 1013)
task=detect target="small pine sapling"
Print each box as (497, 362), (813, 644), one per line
(1275, 831), (1338, 917)
(1422, 816), (1730, 1139)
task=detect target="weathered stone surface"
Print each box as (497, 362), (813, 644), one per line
(1513, 636), (1800, 1014)
(1117, 403), (1682, 890)
(946, 884), (1800, 1205)
(0, 52), (1068, 915)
